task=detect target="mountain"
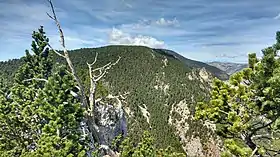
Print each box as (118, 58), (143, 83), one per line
(207, 61), (247, 75)
(0, 45), (224, 156)
(157, 49), (229, 80)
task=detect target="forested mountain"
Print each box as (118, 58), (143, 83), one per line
(158, 49), (229, 80)
(207, 61), (247, 75)
(0, 45), (224, 156)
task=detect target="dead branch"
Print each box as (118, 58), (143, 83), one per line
(23, 78), (48, 83)
(46, 0), (88, 109)
(87, 52), (98, 66)
(87, 56), (121, 114)
(46, 0), (101, 149)
(106, 92), (130, 100)
(95, 92), (130, 104)
(47, 43), (65, 58)
(91, 56), (121, 82)
(46, 0), (65, 48)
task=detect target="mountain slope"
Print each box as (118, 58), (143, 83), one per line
(157, 49), (229, 80)
(0, 45), (222, 156)
(207, 61), (247, 75)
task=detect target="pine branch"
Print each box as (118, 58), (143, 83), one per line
(0, 89), (4, 95)
(250, 118), (277, 137)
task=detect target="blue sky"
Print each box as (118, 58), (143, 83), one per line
(1, 0), (280, 63)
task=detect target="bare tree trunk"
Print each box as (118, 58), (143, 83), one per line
(88, 63), (97, 115)
(46, 1), (122, 156)
(46, 1), (97, 154)
(65, 52), (89, 108)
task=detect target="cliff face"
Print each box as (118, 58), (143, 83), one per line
(168, 68), (222, 156)
(94, 101), (127, 146)
(86, 95), (128, 157)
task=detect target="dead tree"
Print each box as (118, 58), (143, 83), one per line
(87, 53), (121, 115)
(46, 0), (127, 156)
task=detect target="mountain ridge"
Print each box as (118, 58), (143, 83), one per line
(154, 48), (229, 80)
(207, 61), (247, 75)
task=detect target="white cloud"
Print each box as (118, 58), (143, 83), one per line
(108, 28), (165, 48)
(274, 13), (280, 19)
(155, 18), (179, 26)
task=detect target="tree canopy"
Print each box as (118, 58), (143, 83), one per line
(196, 31), (280, 157)
(0, 27), (88, 157)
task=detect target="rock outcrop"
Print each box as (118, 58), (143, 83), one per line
(93, 102), (127, 146)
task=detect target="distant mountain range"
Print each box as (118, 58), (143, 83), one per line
(207, 61), (248, 75)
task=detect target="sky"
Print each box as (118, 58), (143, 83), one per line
(1, 0), (280, 63)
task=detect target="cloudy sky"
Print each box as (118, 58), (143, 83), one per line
(1, 0), (280, 63)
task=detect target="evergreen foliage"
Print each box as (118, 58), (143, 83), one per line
(196, 31), (280, 156)
(0, 26), (53, 156)
(0, 27), (87, 157)
(116, 131), (185, 157)
(23, 66), (87, 157)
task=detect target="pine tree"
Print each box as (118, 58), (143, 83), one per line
(0, 26), (53, 156)
(14, 26), (53, 84)
(0, 26), (88, 156)
(195, 31), (280, 157)
(23, 66), (87, 157)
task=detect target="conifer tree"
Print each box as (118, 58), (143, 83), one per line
(23, 66), (88, 157)
(196, 31), (280, 157)
(0, 26), (88, 157)
(0, 26), (53, 156)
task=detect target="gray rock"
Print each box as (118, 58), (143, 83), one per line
(93, 101), (127, 146)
